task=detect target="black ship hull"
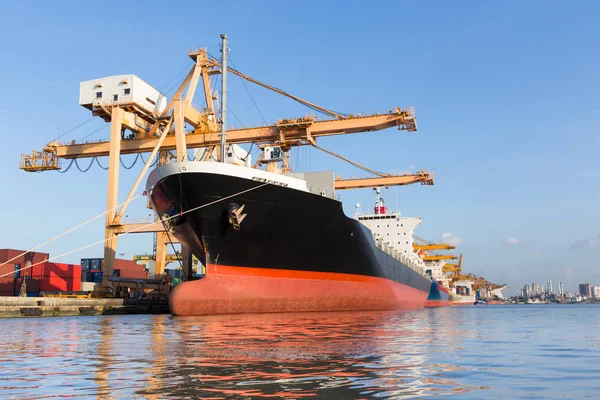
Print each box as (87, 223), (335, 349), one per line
(147, 162), (431, 315)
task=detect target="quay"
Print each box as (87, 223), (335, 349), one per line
(0, 296), (170, 318)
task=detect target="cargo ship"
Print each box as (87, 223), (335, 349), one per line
(423, 260), (451, 307)
(449, 278), (476, 305)
(146, 160), (432, 316)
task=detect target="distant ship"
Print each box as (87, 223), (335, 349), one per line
(425, 280), (451, 307)
(146, 161), (432, 316)
(450, 278), (476, 305)
(423, 260), (451, 307)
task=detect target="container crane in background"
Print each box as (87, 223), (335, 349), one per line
(19, 40), (435, 290)
(442, 254), (463, 275)
(421, 254), (459, 262)
(412, 235), (456, 251)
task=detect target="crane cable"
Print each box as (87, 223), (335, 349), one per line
(51, 117), (96, 142)
(310, 142), (387, 177)
(228, 55), (268, 126)
(0, 194), (144, 270)
(207, 52), (347, 119)
(0, 183), (269, 279)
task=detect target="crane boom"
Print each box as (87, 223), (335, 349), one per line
(422, 254), (458, 261)
(414, 243), (455, 251)
(334, 171), (433, 190)
(24, 110), (416, 162)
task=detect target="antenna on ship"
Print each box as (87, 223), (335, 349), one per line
(220, 33), (228, 163)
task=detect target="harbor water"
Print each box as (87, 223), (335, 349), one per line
(0, 305), (599, 399)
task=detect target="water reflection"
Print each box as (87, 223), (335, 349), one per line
(10, 306), (600, 398)
(132, 310), (478, 399)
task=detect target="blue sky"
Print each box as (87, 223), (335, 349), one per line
(1, 0), (599, 294)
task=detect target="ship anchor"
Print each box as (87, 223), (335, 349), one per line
(227, 203), (247, 231)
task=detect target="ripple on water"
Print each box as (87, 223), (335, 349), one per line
(0, 305), (599, 398)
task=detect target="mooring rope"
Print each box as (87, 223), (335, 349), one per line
(0, 183), (268, 279)
(0, 194), (143, 270)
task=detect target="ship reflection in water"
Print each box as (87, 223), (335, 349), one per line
(0, 309), (492, 399)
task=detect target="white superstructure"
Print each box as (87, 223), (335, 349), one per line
(356, 189), (426, 274)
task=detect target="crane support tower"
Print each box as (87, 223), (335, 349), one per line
(19, 35), (432, 291)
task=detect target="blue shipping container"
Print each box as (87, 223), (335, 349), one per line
(89, 258), (103, 270)
(80, 259), (91, 270)
(90, 272), (104, 283)
(167, 269), (183, 279)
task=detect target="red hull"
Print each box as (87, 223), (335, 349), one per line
(169, 265), (429, 316)
(424, 300), (451, 307)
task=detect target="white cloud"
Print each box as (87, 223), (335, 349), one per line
(408, 164), (416, 171)
(441, 232), (462, 246)
(504, 237), (519, 245)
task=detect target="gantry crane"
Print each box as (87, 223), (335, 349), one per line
(19, 38), (434, 289)
(421, 254), (459, 262)
(442, 254), (463, 276)
(412, 235), (456, 251)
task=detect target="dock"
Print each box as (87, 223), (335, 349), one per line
(0, 296), (170, 318)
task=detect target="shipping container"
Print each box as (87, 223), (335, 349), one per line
(90, 271), (103, 283)
(114, 268), (147, 280)
(114, 258), (143, 271)
(0, 263), (15, 278)
(89, 258), (103, 270)
(32, 262), (82, 282)
(80, 259), (91, 270)
(39, 274), (81, 292)
(81, 282), (97, 292)
(0, 277), (14, 293)
(0, 249), (49, 267)
(167, 269), (183, 279)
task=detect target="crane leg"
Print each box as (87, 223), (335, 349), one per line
(155, 232), (168, 276)
(102, 107), (123, 290)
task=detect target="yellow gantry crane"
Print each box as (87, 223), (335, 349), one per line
(442, 254), (463, 276)
(19, 38), (435, 287)
(412, 235), (456, 251)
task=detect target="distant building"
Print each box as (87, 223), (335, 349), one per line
(547, 279), (553, 295)
(579, 283), (587, 296)
(524, 284), (531, 297)
(559, 282), (564, 296)
(586, 283), (593, 298)
(594, 287), (600, 299)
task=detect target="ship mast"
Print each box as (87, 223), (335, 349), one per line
(220, 33), (228, 162)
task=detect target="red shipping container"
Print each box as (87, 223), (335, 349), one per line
(39, 274), (81, 292)
(115, 268), (148, 280)
(0, 277), (14, 293)
(0, 249), (49, 267)
(32, 262), (82, 281)
(34, 263), (82, 293)
(0, 263), (15, 278)
(114, 259), (142, 271)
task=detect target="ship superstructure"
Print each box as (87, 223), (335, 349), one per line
(356, 189), (426, 274)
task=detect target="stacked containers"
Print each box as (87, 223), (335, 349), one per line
(0, 250), (49, 296)
(79, 258), (148, 282)
(13, 278), (40, 297)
